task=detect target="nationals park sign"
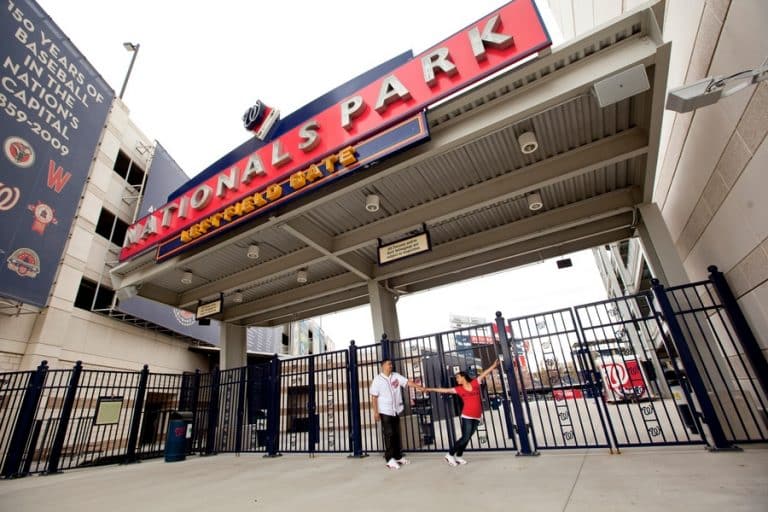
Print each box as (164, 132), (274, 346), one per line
(119, 0), (551, 263)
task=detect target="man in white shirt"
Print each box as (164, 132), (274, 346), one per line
(370, 359), (421, 470)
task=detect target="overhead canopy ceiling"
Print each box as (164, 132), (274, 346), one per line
(112, 4), (670, 327)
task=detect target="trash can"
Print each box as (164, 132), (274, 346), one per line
(165, 411), (193, 462)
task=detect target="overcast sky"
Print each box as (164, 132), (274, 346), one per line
(34, 0), (604, 346)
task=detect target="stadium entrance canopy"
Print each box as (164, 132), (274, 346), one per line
(112, 1), (677, 367)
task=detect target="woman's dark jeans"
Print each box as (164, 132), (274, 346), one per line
(449, 417), (480, 456)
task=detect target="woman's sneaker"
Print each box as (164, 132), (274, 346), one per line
(454, 456), (468, 465)
(386, 458), (400, 470)
(444, 454), (458, 466)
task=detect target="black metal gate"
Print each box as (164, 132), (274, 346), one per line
(502, 272), (768, 452)
(364, 325), (517, 454)
(277, 350), (349, 454)
(2, 267), (766, 477)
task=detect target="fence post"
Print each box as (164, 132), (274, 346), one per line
(1, 360), (48, 478)
(435, 333), (457, 444)
(495, 313), (537, 456)
(307, 356), (317, 455)
(707, 265), (768, 401)
(205, 366), (221, 455)
(234, 366), (247, 454)
(651, 279), (739, 451)
(190, 369), (201, 453)
(347, 341), (366, 457)
(46, 361), (83, 474)
(264, 354), (282, 457)
(380, 333), (391, 362)
(124, 364), (149, 463)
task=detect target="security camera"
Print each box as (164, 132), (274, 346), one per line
(365, 194), (380, 212)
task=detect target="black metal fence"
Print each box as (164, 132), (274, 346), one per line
(1, 266), (766, 477)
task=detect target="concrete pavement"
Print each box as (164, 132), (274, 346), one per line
(1, 445), (766, 511)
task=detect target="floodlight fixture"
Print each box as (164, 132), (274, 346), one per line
(666, 61), (768, 113)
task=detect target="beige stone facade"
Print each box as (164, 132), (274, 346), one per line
(0, 99), (209, 373)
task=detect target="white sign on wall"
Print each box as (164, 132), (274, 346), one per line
(378, 232), (431, 265)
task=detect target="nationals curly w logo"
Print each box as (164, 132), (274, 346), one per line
(0, 182), (21, 211)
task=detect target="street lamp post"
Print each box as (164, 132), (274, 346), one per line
(119, 42), (140, 99)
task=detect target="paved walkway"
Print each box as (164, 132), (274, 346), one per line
(1, 445), (766, 511)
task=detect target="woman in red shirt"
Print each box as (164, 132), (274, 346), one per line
(421, 358), (499, 466)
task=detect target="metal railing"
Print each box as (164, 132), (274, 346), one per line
(1, 266), (765, 477)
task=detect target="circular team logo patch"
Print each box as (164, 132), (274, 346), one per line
(173, 308), (197, 327)
(0, 182), (21, 211)
(7, 247), (41, 278)
(4, 136), (35, 168)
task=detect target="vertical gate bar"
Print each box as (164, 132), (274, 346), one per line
(347, 341), (365, 457)
(124, 364), (149, 463)
(308, 356), (316, 456)
(235, 366), (247, 454)
(516, 317), (547, 447)
(20, 421), (43, 476)
(1, 361), (48, 478)
(205, 367), (221, 455)
(563, 308), (605, 449)
(651, 279), (738, 451)
(676, 285), (742, 438)
(488, 329), (516, 446)
(495, 313), (536, 455)
(265, 355), (281, 457)
(46, 361), (83, 474)
(380, 334), (391, 362)
(190, 370), (201, 453)
(435, 333), (456, 447)
(707, 265), (768, 407)
(705, 285), (768, 437)
(519, 317), (542, 451)
(654, 294), (710, 442)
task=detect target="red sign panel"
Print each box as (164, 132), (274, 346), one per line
(602, 360), (648, 402)
(119, 0), (550, 262)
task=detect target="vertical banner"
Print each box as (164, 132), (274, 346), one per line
(137, 142), (189, 218)
(0, 0), (113, 306)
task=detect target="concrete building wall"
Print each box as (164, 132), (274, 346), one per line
(0, 98), (209, 373)
(548, 0), (768, 362)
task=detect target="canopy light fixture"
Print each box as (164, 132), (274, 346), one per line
(181, 271), (193, 284)
(365, 194), (380, 212)
(527, 191), (543, 211)
(247, 243), (260, 259)
(233, 291), (243, 303)
(297, 269), (308, 283)
(517, 131), (538, 154)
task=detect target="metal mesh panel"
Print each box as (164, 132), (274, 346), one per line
(666, 282), (768, 443)
(575, 295), (705, 448)
(0, 371), (33, 472)
(508, 309), (614, 449)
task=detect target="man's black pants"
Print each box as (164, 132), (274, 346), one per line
(380, 414), (403, 461)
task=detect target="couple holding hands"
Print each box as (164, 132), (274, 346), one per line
(370, 357), (500, 469)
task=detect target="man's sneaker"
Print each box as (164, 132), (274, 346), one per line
(386, 458), (400, 470)
(454, 456), (468, 465)
(444, 454), (458, 467)
(396, 458), (410, 465)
